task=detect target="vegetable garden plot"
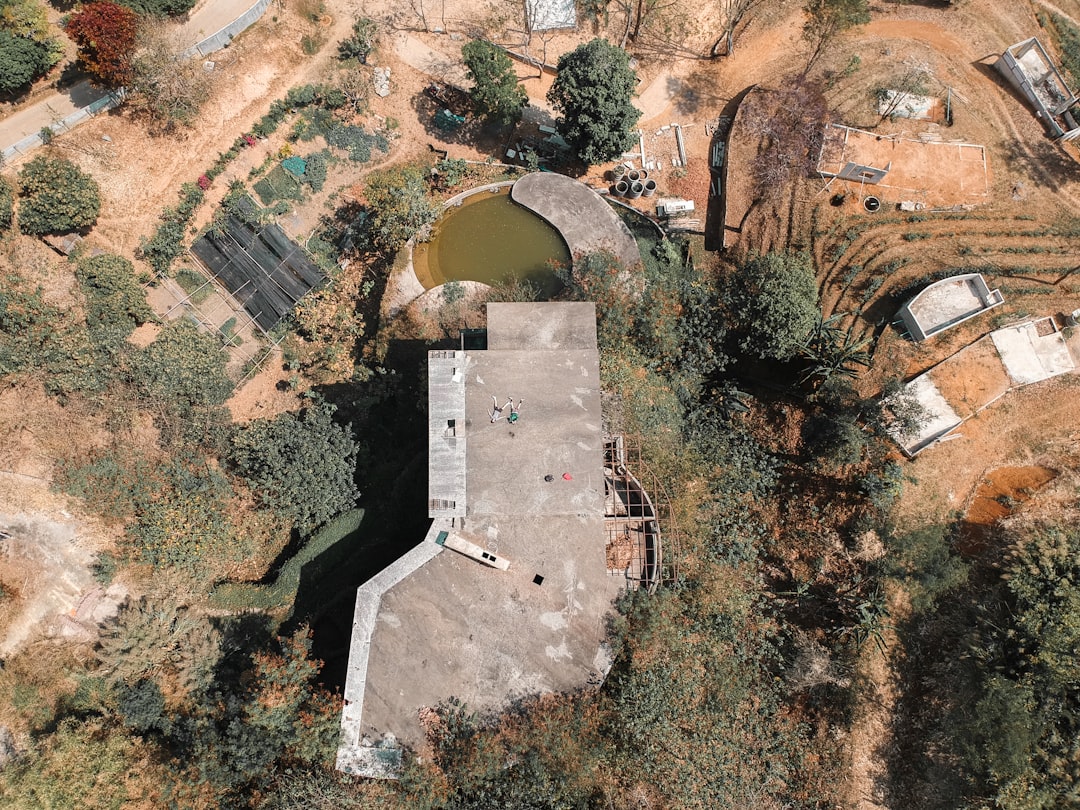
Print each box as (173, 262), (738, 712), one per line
(190, 197), (325, 331)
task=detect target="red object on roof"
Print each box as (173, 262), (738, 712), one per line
(562, 473), (573, 480)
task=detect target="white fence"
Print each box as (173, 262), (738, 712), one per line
(183, 0), (273, 58)
(2, 89), (126, 164)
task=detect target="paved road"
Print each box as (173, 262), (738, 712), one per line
(0, 0), (262, 161)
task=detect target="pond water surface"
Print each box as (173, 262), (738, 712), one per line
(413, 188), (570, 298)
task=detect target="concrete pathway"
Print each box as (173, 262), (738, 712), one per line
(0, 0), (263, 161)
(0, 81), (110, 151)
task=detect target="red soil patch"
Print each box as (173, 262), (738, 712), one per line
(959, 465), (1058, 554)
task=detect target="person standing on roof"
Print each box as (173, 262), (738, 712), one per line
(490, 395), (513, 423)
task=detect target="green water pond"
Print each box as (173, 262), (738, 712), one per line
(413, 188), (570, 298)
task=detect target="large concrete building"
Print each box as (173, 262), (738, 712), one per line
(336, 302), (637, 777)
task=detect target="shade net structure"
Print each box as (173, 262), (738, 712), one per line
(190, 197), (325, 332)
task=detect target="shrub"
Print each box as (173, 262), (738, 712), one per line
(138, 183), (204, 275)
(17, 155), (101, 235)
(0, 176), (12, 231)
(337, 16), (376, 62)
(303, 151), (328, 192)
(434, 157), (467, 188)
(75, 253), (155, 346)
(228, 402), (360, 533)
(131, 319), (232, 414)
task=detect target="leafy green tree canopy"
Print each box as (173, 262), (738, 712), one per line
(361, 164), (436, 254)
(0, 29), (51, 95)
(17, 155), (102, 235)
(462, 39), (527, 127)
(131, 319), (232, 412)
(728, 251), (819, 362)
(547, 38), (642, 166)
(229, 402), (360, 533)
(76, 253), (155, 346)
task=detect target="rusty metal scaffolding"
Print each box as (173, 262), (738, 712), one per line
(603, 435), (679, 592)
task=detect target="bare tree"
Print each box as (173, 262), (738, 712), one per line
(710, 0), (767, 57)
(408, 0), (429, 31)
(611, 0), (683, 48)
(802, 0), (869, 73)
(128, 23), (214, 130)
(517, 0), (558, 77)
(740, 80), (832, 194)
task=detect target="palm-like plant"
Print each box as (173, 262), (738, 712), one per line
(798, 312), (871, 386)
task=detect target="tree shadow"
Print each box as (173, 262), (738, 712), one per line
(668, 72), (727, 118)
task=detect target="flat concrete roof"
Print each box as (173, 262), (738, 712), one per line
(486, 301), (597, 351)
(338, 302), (621, 775)
(511, 173), (642, 271)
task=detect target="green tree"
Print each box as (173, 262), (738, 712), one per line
(802, 0), (869, 70)
(462, 39), (526, 127)
(75, 253), (155, 347)
(0, 175), (12, 231)
(0, 0), (62, 62)
(727, 251), (819, 362)
(131, 319), (232, 414)
(229, 402), (360, 533)
(951, 525), (1080, 808)
(361, 165), (436, 254)
(547, 38), (641, 166)
(17, 155), (102, 235)
(0, 29), (50, 95)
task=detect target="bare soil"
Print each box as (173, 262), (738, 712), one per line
(958, 464), (1059, 553)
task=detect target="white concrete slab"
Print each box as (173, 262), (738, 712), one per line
(889, 375), (963, 456)
(991, 321), (1075, 385)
